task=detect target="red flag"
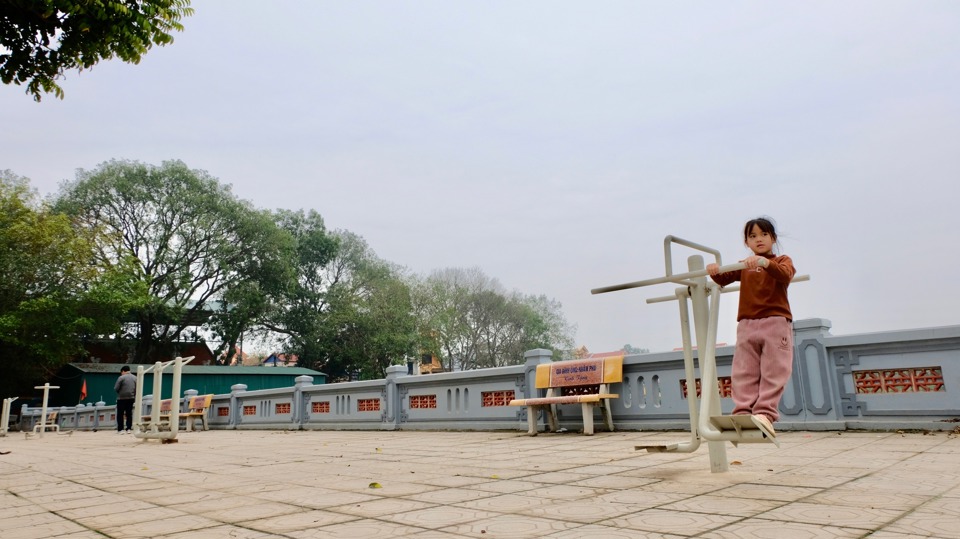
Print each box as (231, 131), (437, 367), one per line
(79, 379), (87, 402)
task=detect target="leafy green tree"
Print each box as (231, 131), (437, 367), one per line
(54, 159), (293, 364)
(0, 0), (194, 101)
(258, 209), (339, 367)
(410, 267), (575, 371)
(0, 170), (137, 397)
(320, 238), (416, 379)
(410, 267), (480, 372)
(261, 216), (416, 379)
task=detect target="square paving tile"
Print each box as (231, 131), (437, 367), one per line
(547, 524), (686, 539)
(701, 519), (866, 538)
(404, 486), (498, 504)
(155, 524), (283, 539)
(286, 519), (428, 538)
(58, 499), (158, 519)
(0, 515), (88, 539)
(440, 514), (578, 538)
(880, 509), (960, 538)
(197, 501), (305, 522)
(805, 487), (931, 510)
(758, 502), (908, 530)
(600, 508), (741, 535)
(518, 497), (645, 523)
(594, 488), (693, 507)
(658, 493), (784, 517)
(326, 497), (434, 517)
(239, 509), (358, 533)
(382, 505), (502, 529)
(453, 492), (555, 513)
(710, 482), (821, 502)
(73, 506), (186, 529)
(100, 515), (221, 539)
(166, 492), (264, 513)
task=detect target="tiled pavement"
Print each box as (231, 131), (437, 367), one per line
(1, 428), (958, 538)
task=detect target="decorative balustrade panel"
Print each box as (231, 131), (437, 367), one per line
(17, 320), (960, 434)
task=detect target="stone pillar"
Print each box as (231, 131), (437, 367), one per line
(95, 401), (106, 431)
(384, 365), (407, 430)
(790, 318), (840, 425)
(521, 349), (553, 430)
(523, 349), (553, 399)
(794, 318), (833, 340)
(293, 375), (314, 428)
(184, 389), (198, 414)
(229, 384), (247, 429)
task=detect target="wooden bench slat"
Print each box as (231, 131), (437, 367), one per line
(509, 394), (619, 406)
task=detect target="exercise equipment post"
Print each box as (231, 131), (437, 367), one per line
(592, 236), (809, 473)
(133, 356), (195, 443)
(30, 383), (61, 438)
(1, 397), (18, 436)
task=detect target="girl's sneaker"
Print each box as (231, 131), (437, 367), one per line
(751, 414), (779, 447)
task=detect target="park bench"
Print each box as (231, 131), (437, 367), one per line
(509, 356), (623, 435)
(180, 394), (213, 431)
(142, 394), (213, 432)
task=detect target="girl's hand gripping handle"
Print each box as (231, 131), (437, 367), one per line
(707, 257), (768, 276)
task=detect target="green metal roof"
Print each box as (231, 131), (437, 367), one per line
(67, 363), (324, 377)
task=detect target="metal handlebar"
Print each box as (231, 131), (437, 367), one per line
(591, 259), (768, 295)
(645, 274), (810, 303)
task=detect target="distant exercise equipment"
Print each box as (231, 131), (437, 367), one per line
(1, 397), (18, 436)
(592, 236), (808, 473)
(24, 384), (72, 439)
(133, 356), (195, 444)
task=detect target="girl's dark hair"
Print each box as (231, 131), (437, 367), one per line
(743, 217), (778, 243)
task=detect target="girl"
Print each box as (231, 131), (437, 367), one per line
(707, 217), (796, 441)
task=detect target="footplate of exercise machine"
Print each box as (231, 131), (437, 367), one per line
(635, 441), (683, 453)
(710, 414), (779, 447)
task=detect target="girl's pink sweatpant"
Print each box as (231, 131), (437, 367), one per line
(732, 317), (794, 422)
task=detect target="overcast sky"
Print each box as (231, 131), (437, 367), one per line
(3, 2), (958, 354)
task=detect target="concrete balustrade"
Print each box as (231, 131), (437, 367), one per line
(18, 318), (960, 434)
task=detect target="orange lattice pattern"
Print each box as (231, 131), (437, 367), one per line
(275, 403), (291, 414)
(242, 405), (256, 416)
(217, 407), (229, 417)
(358, 398), (381, 412)
(680, 377), (733, 399)
(854, 367), (944, 393)
(409, 395), (437, 409)
(481, 390), (515, 407)
(312, 401), (330, 413)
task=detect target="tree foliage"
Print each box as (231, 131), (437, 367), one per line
(54, 159), (293, 364)
(261, 215), (416, 379)
(6, 159), (578, 384)
(320, 232), (416, 379)
(623, 344), (649, 354)
(411, 267), (575, 371)
(258, 209), (339, 368)
(0, 0), (194, 101)
(0, 170), (136, 397)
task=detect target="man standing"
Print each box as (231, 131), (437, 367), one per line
(114, 366), (136, 434)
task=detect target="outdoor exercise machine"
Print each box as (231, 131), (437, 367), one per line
(23, 383), (73, 439)
(1, 397), (17, 436)
(592, 236), (808, 473)
(133, 355), (195, 444)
